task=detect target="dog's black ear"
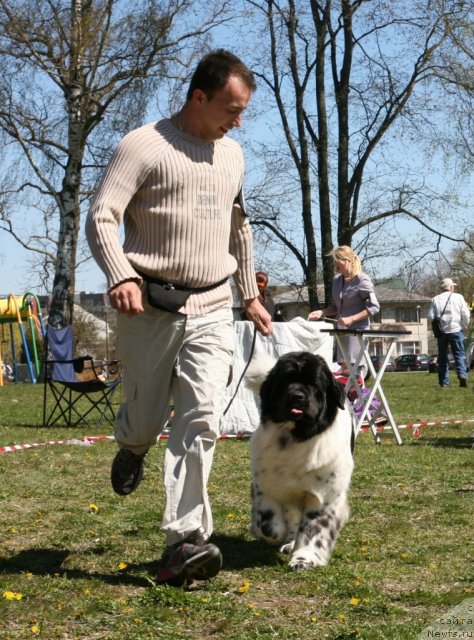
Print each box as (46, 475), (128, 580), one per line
(327, 372), (346, 409)
(259, 366), (277, 419)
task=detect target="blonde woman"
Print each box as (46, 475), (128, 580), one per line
(309, 246), (379, 371)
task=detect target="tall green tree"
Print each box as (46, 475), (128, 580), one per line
(0, 0), (228, 326)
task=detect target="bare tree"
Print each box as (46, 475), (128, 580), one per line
(433, 1), (474, 167)
(242, 0), (472, 307)
(0, 0), (229, 326)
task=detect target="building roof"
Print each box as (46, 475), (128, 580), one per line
(271, 284), (431, 306)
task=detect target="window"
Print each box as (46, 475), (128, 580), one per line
(395, 307), (419, 323)
(398, 341), (422, 355)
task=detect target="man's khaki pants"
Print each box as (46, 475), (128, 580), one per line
(115, 305), (234, 546)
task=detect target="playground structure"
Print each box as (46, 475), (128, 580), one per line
(0, 293), (45, 385)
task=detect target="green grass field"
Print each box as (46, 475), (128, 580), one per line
(1, 373), (473, 639)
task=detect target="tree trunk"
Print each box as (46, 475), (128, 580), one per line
(48, 0), (83, 328)
(312, 0), (334, 305)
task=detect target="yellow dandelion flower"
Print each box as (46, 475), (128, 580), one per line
(25, 573), (33, 580)
(226, 513), (236, 519)
(31, 625), (40, 634)
(201, 598), (209, 603)
(400, 551), (409, 559)
(310, 616), (318, 622)
(118, 562), (128, 570)
(83, 589), (91, 596)
(89, 503), (99, 512)
(254, 611), (261, 617)
(119, 598), (127, 605)
(350, 597), (360, 606)
(248, 604), (256, 609)
(238, 581), (251, 593)
(3, 591), (23, 601)
(134, 618), (142, 624)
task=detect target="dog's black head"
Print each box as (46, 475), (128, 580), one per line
(259, 352), (345, 442)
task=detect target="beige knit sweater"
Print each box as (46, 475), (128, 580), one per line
(86, 119), (260, 315)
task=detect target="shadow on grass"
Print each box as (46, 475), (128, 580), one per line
(0, 547), (151, 587)
(0, 535), (280, 586)
(410, 437), (473, 449)
(211, 533), (281, 571)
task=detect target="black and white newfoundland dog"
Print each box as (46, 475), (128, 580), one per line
(247, 351), (354, 571)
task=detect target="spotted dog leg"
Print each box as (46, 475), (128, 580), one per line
(251, 483), (288, 545)
(279, 504), (304, 554)
(288, 499), (350, 571)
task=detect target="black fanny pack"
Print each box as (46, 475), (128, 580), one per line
(137, 270), (228, 314)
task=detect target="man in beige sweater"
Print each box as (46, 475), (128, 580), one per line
(86, 50), (272, 586)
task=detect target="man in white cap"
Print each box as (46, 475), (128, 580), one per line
(427, 278), (470, 387)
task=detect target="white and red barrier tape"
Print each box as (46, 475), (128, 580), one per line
(1, 419), (473, 454)
(0, 435), (115, 453)
(361, 418), (474, 438)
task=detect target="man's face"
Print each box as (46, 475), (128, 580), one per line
(256, 273), (268, 293)
(193, 76), (252, 141)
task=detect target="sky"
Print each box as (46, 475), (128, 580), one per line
(0, 6), (472, 299)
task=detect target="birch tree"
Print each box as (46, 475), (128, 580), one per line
(0, 0), (228, 326)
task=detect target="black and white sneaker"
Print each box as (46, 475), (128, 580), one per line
(111, 448), (148, 495)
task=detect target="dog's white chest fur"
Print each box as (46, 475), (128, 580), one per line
(251, 407), (353, 507)
(248, 351), (355, 571)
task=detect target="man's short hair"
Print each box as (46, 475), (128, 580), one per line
(186, 49), (256, 101)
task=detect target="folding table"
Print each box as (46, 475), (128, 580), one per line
(321, 328), (411, 445)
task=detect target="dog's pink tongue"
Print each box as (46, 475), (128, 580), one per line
(291, 408), (303, 415)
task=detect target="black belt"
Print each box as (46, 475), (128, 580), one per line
(136, 270), (228, 293)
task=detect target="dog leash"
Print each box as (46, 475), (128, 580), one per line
(223, 325), (282, 416)
(223, 325), (257, 416)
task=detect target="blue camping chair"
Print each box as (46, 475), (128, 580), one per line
(42, 325), (122, 428)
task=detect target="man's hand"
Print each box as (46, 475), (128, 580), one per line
(244, 297), (273, 336)
(108, 280), (144, 317)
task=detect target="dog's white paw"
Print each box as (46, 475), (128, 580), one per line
(279, 541), (295, 555)
(289, 550), (328, 571)
(289, 558), (316, 571)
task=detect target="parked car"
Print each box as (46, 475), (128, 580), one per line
(467, 343), (474, 371)
(370, 355), (396, 372)
(428, 354), (455, 373)
(395, 354), (430, 371)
